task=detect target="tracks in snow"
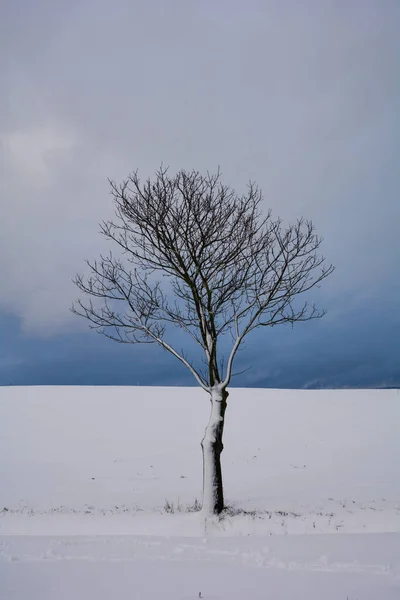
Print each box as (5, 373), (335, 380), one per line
(1, 534), (399, 579)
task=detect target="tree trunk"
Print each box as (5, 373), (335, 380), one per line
(201, 386), (228, 515)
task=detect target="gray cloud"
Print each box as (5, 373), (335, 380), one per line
(1, 0), (399, 334)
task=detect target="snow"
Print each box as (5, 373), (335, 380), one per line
(2, 534), (400, 600)
(1, 385), (399, 598)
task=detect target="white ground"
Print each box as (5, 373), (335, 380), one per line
(1, 386), (399, 598)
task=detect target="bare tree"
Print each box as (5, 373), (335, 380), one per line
(73, 167), (334, 515)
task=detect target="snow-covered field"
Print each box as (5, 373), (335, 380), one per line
(1, 386), (399, 598)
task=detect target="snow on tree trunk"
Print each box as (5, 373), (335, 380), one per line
(201, 386), (228, 515)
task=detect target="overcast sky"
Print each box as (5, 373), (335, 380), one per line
(1, 0), (399, 388)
